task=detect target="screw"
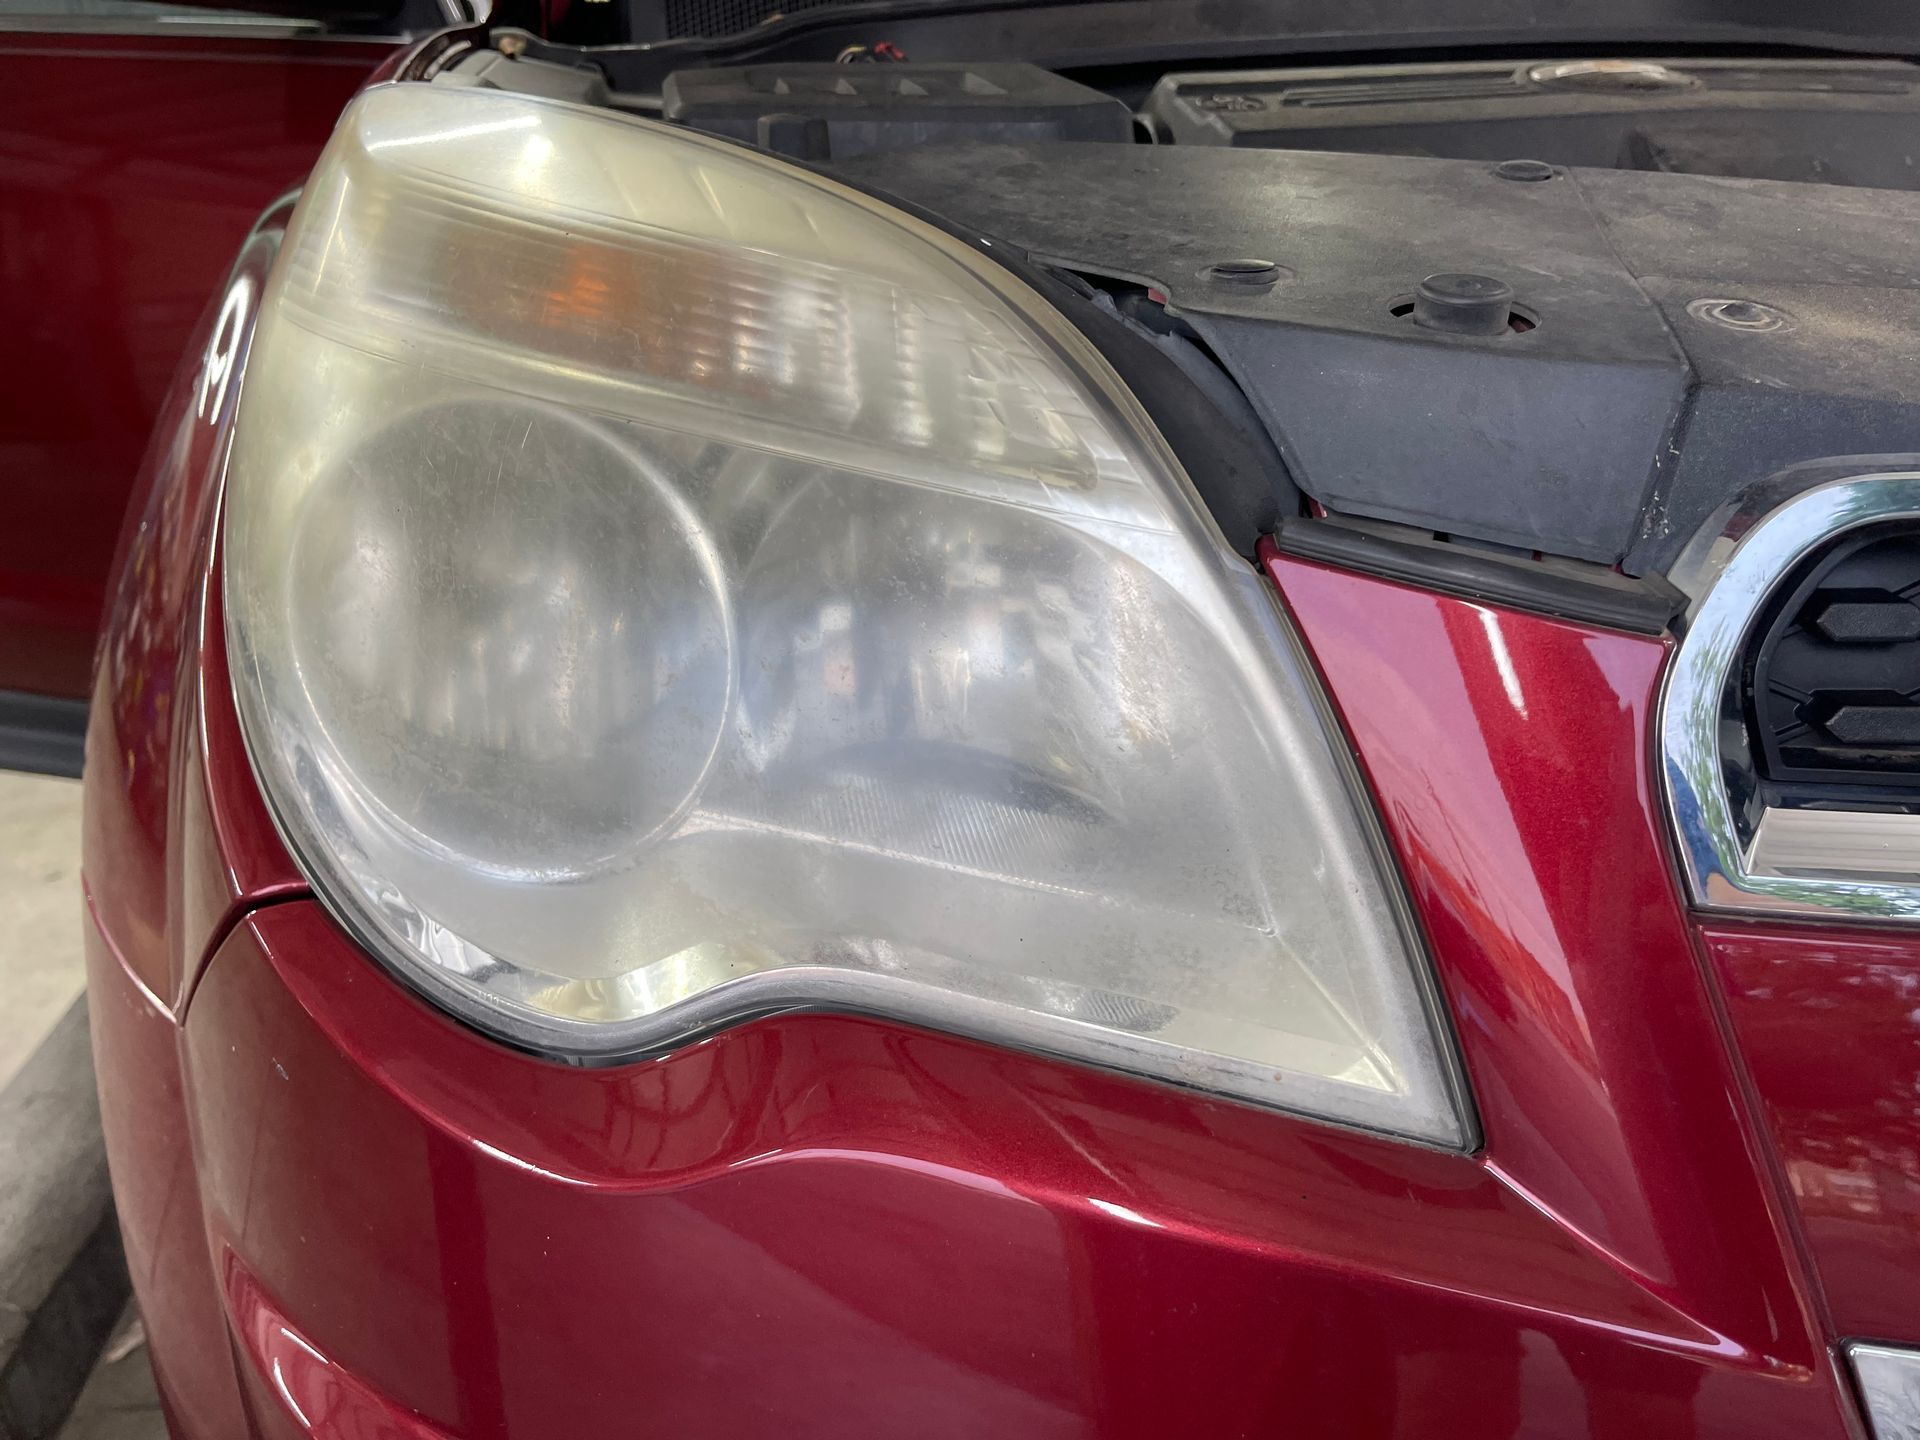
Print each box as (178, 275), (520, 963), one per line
(1688, 297), (1792, 333)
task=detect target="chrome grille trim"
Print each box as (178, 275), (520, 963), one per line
(1850, 1341), (1920, 1440)
(1659, 472), (1920, 921)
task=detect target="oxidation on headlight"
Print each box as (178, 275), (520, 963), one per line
(225, 82), (1470, 1147)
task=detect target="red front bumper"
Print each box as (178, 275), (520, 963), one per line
(84, 507), (1884, 1435)
(89, 886), (1844, 1440)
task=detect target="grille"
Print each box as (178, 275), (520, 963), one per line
(1748, 527), (1920, 794)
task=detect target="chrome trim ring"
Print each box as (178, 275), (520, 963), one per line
(1660, 472), (1920, 921)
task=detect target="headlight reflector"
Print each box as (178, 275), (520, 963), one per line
(226, 82), (1468, 1145)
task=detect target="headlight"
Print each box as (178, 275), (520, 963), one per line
(225, 81), (1468, 1145)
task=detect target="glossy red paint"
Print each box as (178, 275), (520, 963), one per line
(85, 896), (247, 1438)
(1264, 554), (1835, 1360)
(79, 205), (303, 1432)
(173, 898), (1834, 1440)
(1703, 920), (1920, 1343)
(84, 198), (304, 1011)
(0, 29), (385, 698)
(86, 499), (1882, 1437)
(226, 1259), (455, 1440)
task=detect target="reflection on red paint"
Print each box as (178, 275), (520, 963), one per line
(1266, 547), (1801, 1340)
(227, 1256), (455, 1439)
(0, 30), (383, 697)
(1705, 922), (1920, 1340)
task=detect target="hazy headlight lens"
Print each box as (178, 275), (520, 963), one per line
(226, 83), (1468, 1144)
(289, 399), (733, 878)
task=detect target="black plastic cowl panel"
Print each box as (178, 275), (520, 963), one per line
(662, 63), (1132, 160)
(832, 142), (1920, 576)
(1144, 58), (1920, 193)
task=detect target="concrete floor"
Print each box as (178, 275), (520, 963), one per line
(55, 1308), (166, 1440)
(0, 773), (85, 1093)
(0, 771), (167, 1437)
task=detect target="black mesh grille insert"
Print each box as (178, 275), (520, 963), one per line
(1748, 526), (1920, 794)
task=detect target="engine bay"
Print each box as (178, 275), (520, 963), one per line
(425, 35), (1920, 602)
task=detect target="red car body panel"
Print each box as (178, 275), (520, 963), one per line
(0, 30), (384, 699)
(165, 893), (1831, 1440)
(1705, 922), (1920, 1343)
(81, 246), (1906, 1427)
(86, 909), (248, 1440)
(1266, 552), (1822, 1357)
(83, 199), (304, 1016)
